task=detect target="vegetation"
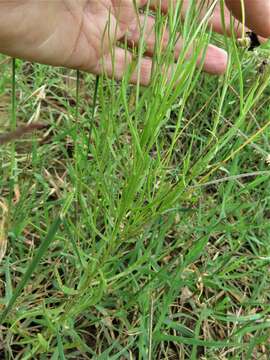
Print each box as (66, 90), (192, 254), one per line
(0, 2), (270, 359)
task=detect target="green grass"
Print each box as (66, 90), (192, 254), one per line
(1, 2), (270, 359)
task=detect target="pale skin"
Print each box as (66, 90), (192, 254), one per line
(0, 1), (269, 86)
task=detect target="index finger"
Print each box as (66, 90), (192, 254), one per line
(225, 0), (270, 38)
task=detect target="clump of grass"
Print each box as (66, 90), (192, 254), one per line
(1, 0), (270, 358)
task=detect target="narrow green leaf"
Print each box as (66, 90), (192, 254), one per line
(0, 217), (61, 323)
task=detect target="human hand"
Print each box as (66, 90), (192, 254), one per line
(0, 1), (269, 86)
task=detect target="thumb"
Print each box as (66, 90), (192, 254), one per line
(225, 0), (270, 38)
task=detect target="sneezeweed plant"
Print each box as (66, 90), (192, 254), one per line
(0, 0), (270, 358)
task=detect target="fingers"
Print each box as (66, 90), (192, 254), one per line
(207, 3), (244, 37)
(147, 0), (244, 37)
(202, 45), (228, 75)
(90, 0), (270, 85)
(147, 0), (269, 40)
(92, 47), (153, 86)
(125, 14), (228, 75)
(92, 36), (227, 87)
(225, 0), (270, 38)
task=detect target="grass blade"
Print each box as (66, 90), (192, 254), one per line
(0, 217), (61, 323)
